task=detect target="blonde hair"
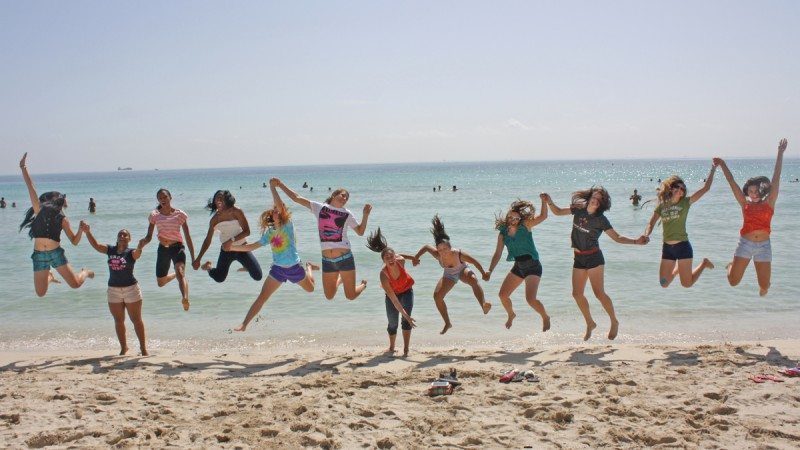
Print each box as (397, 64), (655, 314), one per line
(259, 204), (292, 231)
(656, 175), (685, 205)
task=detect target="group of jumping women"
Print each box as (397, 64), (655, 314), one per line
(17, 139), (788, 357)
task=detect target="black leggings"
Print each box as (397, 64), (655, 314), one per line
(208, 248), (263, 282)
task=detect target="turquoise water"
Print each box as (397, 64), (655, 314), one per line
(1, 159), (799, 351)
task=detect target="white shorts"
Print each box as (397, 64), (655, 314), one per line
(107, 284), (143, 304)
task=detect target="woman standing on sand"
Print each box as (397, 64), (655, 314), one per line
(81, 222), (148, 356)
(413, 215), (491, 334)
(486, 197), (551, 332)
(643, 164), (717, 289)
(366, 228), (417, 357)
(274, 178), (371, 301)
(543, 188), (648, 341)
(192, 190), (263, 283)
(227, 179), (318, 332)
(142, 188), (195, 311)
(714, 138), (788, 296)
(19, 153), (94, 297)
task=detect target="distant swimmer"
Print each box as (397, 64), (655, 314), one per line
(11, 202), (16, 208)
(0, 197), (6, 208)
(629, 189), (642, 207)
(302, 182), (308, 188)
(310, 187), (313, 192)
(88, 197), (96, 213)
(438, 185), (441, 191)
(263, 182), (267, 188)
(452, 185), (458, 192)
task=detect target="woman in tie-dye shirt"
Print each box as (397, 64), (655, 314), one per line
(226, 179), (318, 332)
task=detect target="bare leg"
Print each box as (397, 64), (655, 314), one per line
(125, 301), (147, 356)
(571, 269), (596, 341)
(659, 259), (677, 288)
(587, 266), (619, 340)
(156, 272), (176, 287)
(322, 271), (340, 300)
(339, 270), (367, 301)
(54, 263), (94, 289)
(385, 333), (397, 353)
(524, 275), (550, 332)
(498, 272), (524, 329)
(433, 277), (457, 334)
(402, 329), (411, 357)
(296, 262), (317, 293)
(676, 258), (714, 288)
(460, 269), (491, 313)
(174, 262), (189, 311)
(754, 261), (771, 296)
(33, 270), (51, 297)
(726, 256), (751, 286)
(108, 302), (128, 355)
(235, 277), (283, 331)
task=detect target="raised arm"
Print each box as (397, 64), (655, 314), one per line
(414, 244), (439, 262)
(269, 178), (285, 210)
(61, 217), (83, 246)
(769, 138), (788, 208)
(354, 204), (372, 236)
(688, 163), (717, 204)
(713, 157), (746, 208)
(460, 251), (488, 278)
(606, 228), (648, 246)
(275, 178), (311, 210)
(379, 271), (416, 328)
(543, 193), (571, 216)
(80, 221), (108, 254)
(526, 194), (549, 228)
(19, 153), (40, 214)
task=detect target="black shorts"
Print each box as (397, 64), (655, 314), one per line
(156, 243), (186, 278)
(661, 241), (693, 261)
(573, 250), (605, 270)
(510, 255), (543, 278)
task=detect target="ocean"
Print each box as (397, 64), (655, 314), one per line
(1, 159), (799, 352)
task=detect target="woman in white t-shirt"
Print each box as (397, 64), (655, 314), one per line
(275, 178), (371, 300)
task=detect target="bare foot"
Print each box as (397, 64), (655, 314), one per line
(383, 348), (396, 354)
(403, 349), (409, 357)
(440, 322), (452, 335)
(760, 287), (769, 297)
(542, 315), (551, 332)
(48, 271), (61, 284)
(85, 269), (95, 279)
(608, 319), (619, 340)
(140, 349), (149, 356)
(181, 298), (190, 312)
(505, 312), (516, 329)
(119, 346), (128, 356)
(360, 280), (368, 289)
(234, 324), (246, 332)
(482, 302), (492, 314)
(307, 262), (320, 271)
(703, 258), (715, 270)
(584, 321), (597, 341)
(201, 261), (212, 271)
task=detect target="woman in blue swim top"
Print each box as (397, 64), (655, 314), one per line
(487, 197), (551, 332)
(413, 215), (491, 335)
(227, 178), (318, 332)
(19, 153), (94, 297)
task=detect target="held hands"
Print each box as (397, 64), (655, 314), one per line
(778, 138), (788, 153)
(269, 177), (280, 188)
(191, 259), (201, 270)
(482, 270), (491, 282)
(137, 238), (148, 249)
(79, 220), (90, 232)
(712, 157), (726, 168)
(410, 257), (420, 266)
(539, 193), (549, 201)
(635, 235), (649, 245)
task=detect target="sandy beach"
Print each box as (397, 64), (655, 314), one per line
(2, 341), (800, 448)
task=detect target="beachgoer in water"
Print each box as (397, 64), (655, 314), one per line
(142, 188), (195, 311)
(193, 190), (262, 283)
(714, 138), (788, 296)
(644, 165), (717, 289)
(0, 197), (6, 208)
(88, 197), (96, 213)
(543, 188), (648, 341)
(12, 202), (16, 208)
(629, 189), (642, 207)
(366, 228), (417, 357)
(19, 153), (94, 297)
(413, 215), (491, 334)
(452, 185), (458, 192)
(487, 197), (551, 331)
(81, 222), (148, 356)
(228, 179), (318, 331)
(274, 178), (370, 300)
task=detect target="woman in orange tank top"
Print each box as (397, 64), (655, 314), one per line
(366, 228), (417, 357)
(714, 138), (788, 296)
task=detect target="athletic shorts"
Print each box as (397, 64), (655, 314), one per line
(734, 237), (772, 262)
(573, 250), (605, 270)
(510, 255), (543, 278)
(661, 241), (693, 261)
(107, 284), (142, 304)
(156, 243), (186, 278)
(321, 252), (355, 273)
(31, 247), (68, 272)
(269, 263), (306, 283)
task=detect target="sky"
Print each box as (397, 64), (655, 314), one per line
(1, 0), (798, 174)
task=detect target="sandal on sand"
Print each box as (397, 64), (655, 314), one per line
(436, 368), (461, 387)
(522, 370), (539, 382)
(759, 374), (784, 383)
(749, 375), (767, 384)
(780, 368), (800, 377)
(499, 369), (518, 383)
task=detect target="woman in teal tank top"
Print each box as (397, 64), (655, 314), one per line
(487, 197), (551, 332)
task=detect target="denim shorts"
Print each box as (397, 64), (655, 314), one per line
(269, 263), (306, 283)
(734, 237), (772, 262)
(510, 255), (542, 278)
(31, 247), (68, 272)
(661, 241), (693, 261)
(386, 288), (414, 334)
(321, 252), (356, 273)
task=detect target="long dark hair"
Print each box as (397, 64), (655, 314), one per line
(571, 186), (611, 214)
(19, 191), (66, 238)
(206, 190), (236, 214)
(431, 214), (450, 246)
(742, 176), (771, 200)
(366, 227), (393, 259)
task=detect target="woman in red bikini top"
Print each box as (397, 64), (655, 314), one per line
(366, 228), (417, 357)
(714, 138), (788, 296)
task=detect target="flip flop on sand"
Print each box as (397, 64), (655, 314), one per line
(522, 370), (539, 382)
(749, 375), (767, 384)
(779, 368), (800, 377)
(759, 374), (784, 383)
